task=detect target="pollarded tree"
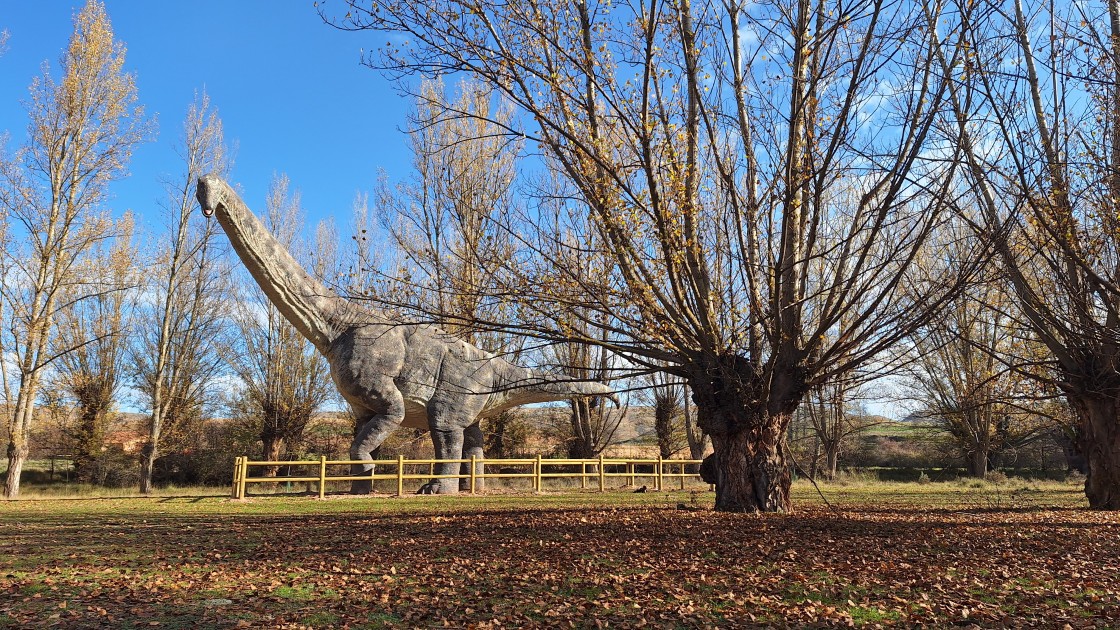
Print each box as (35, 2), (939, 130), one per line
(639, 368), (709, 469)
(642, 370), (689, 460)
(928, 0), (1120, 507)
(0, 0), (150, 498)
(904, 284), (1047, 477)
(800, 375), (878, 481)
(552, 316), (627, 459)
(330, 0), (967, 511)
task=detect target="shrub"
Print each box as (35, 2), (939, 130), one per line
(83, 446), (140, 488)
(984, 470), (1009, 485)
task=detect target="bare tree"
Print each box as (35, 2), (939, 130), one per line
(0, 0), (150, 498)
(553, 320), (626, 459)
(800, 375), (878, 481)
(226, 175), (334, 473)
(642, 370), (688, 459)
(904, 285), (1048, 477)
(374, 78), (519, 341)
(134, 93), (229, 493)
(929, 0), (1120, 507)
(639, 369), (709, 470)
(330, 0), (964, 511)
(50, 218), (137, 482)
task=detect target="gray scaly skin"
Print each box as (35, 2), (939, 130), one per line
(197, 174), (616, 494)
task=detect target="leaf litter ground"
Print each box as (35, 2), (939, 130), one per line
(1, 482), (1117, 628)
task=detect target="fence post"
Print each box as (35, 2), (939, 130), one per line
(397, 454), (404, 497)
(239, 457), (248, 499)
(470, 455), (477, 495)
(231, 456), (241, 499)
(581, 461), (587, 489)
(318, 455), (327, 499)
(680, 462), (686, 490)
(534, 454), (543, 492)
(628, 461), (635, 487)
(598, 454), (605, 492)
(657, 456), (664, 491)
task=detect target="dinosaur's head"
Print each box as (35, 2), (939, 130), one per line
(196, 174), (226, 218)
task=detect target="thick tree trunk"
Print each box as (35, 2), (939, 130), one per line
(4, 442), (28, 498)
(824, 444), (839, 481)
(261, 435), (283, 477)
(139, 442), (157, 495)
(967, 449), (988, 478)
(706, 423), (791, 512)
(691, 355), (798, 512)
(1080, 397), (1120, 510)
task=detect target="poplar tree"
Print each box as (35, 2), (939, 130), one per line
(0, 0), (149, 498)
(135, 93), (229, 494)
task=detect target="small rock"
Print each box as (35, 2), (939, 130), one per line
(203, 598), (233, 607)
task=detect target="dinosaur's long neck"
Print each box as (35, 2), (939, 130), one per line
(197, 175), (340, 352)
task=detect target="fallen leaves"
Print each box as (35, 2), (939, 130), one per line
(0, 494), (1118, 627)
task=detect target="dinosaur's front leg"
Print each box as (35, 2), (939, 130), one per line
(459, 423), (485, 492)
(348, 392), (405, 495)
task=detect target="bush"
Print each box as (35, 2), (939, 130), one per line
(917, 471), (931, 485)
(73, 446), (139, 488)
(847, 435), (953, 469)
(984, 470), (1009, 485)
(152, 450), (234, 487)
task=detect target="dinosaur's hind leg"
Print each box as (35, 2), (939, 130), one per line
(459, 423), (485, 492)
(421, 423), (465, 495)
(348, 390), (405, 495)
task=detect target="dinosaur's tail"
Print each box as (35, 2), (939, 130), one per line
(495, 362), (619, 406)
(533, 379), (620, 406)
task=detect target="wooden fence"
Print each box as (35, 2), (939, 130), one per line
(230, 455), (704, 499)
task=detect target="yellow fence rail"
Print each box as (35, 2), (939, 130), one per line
(230, 455), (704, 499)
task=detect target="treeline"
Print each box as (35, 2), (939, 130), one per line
(2, 0), (1115, 512)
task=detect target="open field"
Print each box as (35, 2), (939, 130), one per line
(2, 480), (1117, 628)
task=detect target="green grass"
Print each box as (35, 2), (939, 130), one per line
(862, 419), (927, 438)
(0, 477), (1090, 522)
(273, 585), (317, 601)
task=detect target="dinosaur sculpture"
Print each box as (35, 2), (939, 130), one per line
(196, 174), (615, 494)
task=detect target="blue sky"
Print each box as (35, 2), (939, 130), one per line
(0, 1), (410, 234)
